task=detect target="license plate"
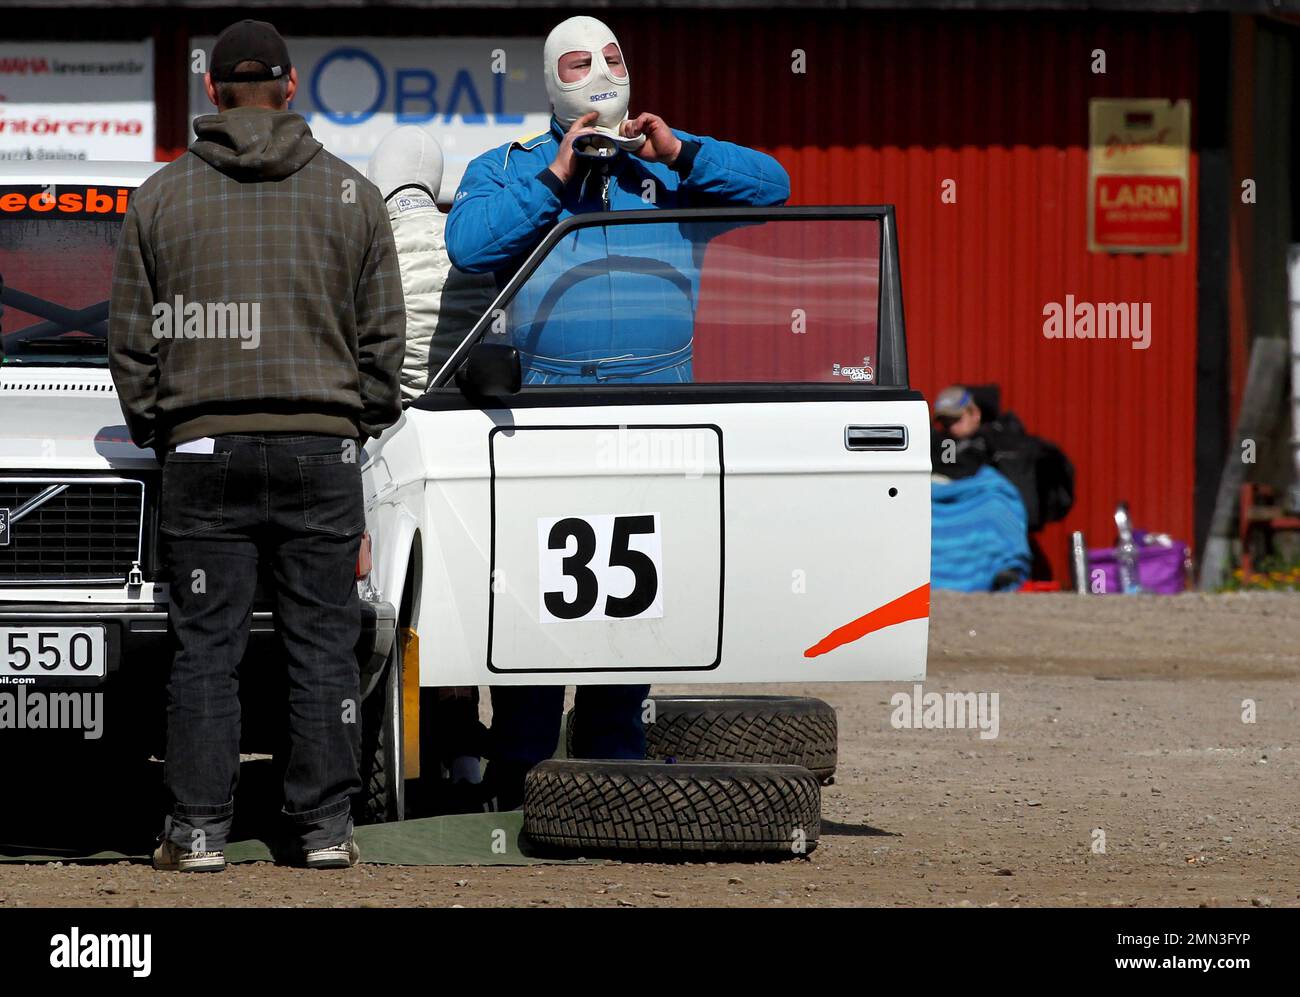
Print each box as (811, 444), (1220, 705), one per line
(1, 626), (106, 678)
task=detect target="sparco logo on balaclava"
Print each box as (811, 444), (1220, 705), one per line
(544, 15), (631, 132)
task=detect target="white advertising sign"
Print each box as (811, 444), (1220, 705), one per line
(0, 41), (155, 162)
(189, 37), (550, 201)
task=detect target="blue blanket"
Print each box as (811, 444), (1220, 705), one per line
(932, 466), (1031, 592)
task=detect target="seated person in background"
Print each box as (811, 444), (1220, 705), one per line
(931, 384), (1074, 535)
(929, 384), (1074, 591)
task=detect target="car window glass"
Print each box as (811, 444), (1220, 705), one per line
(478, 216), (883, 386)
(0, 184), (128, 367)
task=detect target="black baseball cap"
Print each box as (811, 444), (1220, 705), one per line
(210, 20), (291, 83)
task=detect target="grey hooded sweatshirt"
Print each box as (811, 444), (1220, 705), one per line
(109, 106), (405, 450)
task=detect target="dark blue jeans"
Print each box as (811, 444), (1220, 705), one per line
(160, 433), (363, 852)
(487, 684), (649, 808)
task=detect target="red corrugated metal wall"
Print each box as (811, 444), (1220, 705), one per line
(630, 11), (1201, 582)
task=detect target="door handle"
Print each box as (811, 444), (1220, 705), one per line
(845, 425), (909, 451)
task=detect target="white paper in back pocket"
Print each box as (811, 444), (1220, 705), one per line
(175, 437), (215, 454)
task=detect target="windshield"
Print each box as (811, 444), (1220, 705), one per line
(0, 184), (130, 367)
(458, 213), (883, 386)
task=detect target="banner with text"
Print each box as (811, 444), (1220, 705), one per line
(188, 37), (550, 202)
(0, 41), (155, 163)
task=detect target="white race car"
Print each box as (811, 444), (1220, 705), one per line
(0, 162), (929, 830)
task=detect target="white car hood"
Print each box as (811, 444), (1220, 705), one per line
(0, 366), (156, 470)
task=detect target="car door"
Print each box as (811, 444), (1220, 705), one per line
(377, 206), (930, 687)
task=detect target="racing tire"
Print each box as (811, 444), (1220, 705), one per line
(356, 629), (405, 824)
(523, 759), (820, 857)
(567, 695), (838, 783)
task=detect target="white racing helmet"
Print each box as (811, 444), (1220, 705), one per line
(367, 125), (445, 202)
(543, 15), (644, 152)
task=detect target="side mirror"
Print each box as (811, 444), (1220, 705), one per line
(455, 342), (521, 396)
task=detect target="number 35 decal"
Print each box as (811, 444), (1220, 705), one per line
(538, 513), (664, 623)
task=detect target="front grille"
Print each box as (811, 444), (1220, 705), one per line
(0, 477), (144, 584)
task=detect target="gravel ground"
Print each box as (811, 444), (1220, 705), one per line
(2, 592), (1297, 908)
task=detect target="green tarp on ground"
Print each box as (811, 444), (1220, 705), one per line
(0, 810), (594, 866)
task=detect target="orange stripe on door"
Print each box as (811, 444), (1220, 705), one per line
(803, 583), (930, 658)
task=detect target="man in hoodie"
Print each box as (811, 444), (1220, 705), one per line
(446, 15), (789, 809)
(109, 20), (404, 872)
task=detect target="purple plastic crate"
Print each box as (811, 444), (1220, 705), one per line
(1087, 530), (1189, 595)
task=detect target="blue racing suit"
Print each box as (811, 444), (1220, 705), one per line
(446, 117), (790, 384)
(446, 118), (788, 801)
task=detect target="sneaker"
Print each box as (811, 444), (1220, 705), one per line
(152, 838), (226, 873)
(304, 838), (360, 869)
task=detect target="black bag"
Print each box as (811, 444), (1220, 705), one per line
(987, 430), (1074, 531)
(966, 386), (1075, 531)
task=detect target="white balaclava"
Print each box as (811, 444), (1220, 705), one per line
(543, 15), (644, 150)
(367, 125), (445, 203)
